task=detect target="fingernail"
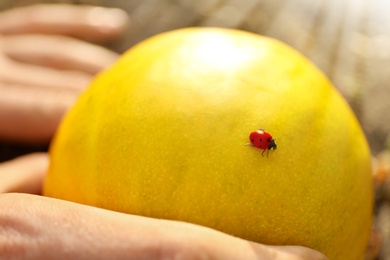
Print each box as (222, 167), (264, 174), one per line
(266, 245), (329, 260)
(86, 7), (129, 31)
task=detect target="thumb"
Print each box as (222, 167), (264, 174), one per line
(250, 243), (328, 260)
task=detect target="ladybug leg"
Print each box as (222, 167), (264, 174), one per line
(262, 149), (271, 157)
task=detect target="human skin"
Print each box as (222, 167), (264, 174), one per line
(0, 4), (126, 143)
(0, 4), (328, 260)
(0, 154), (326, 260)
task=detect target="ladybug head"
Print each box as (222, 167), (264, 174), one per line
(268, 139), (277, 150)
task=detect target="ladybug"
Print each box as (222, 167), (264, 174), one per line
(248, 129), (277, 157)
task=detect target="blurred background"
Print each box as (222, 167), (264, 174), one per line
(0, 0), (389, 259)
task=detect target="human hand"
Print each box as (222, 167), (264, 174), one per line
(0, 153), (328, 260)
(0, 4), (327, 259)
(0, 4), (128, 144)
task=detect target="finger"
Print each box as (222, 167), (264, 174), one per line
(0, 153), (48, 194)
(0, 4), (129, 41)
(0, 193), (328, 260)
(0, 83), (78, 144)
(265, 245), (329, 260)
(2, 57), (92, 90)
(3, 34), (119, 75)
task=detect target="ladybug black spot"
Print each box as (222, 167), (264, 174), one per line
(251, 138), (254, 143)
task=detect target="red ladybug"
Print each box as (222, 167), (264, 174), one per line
(248, 129), (277, 157)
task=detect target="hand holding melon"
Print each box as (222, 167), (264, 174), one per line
(44, 28), (373, 260)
